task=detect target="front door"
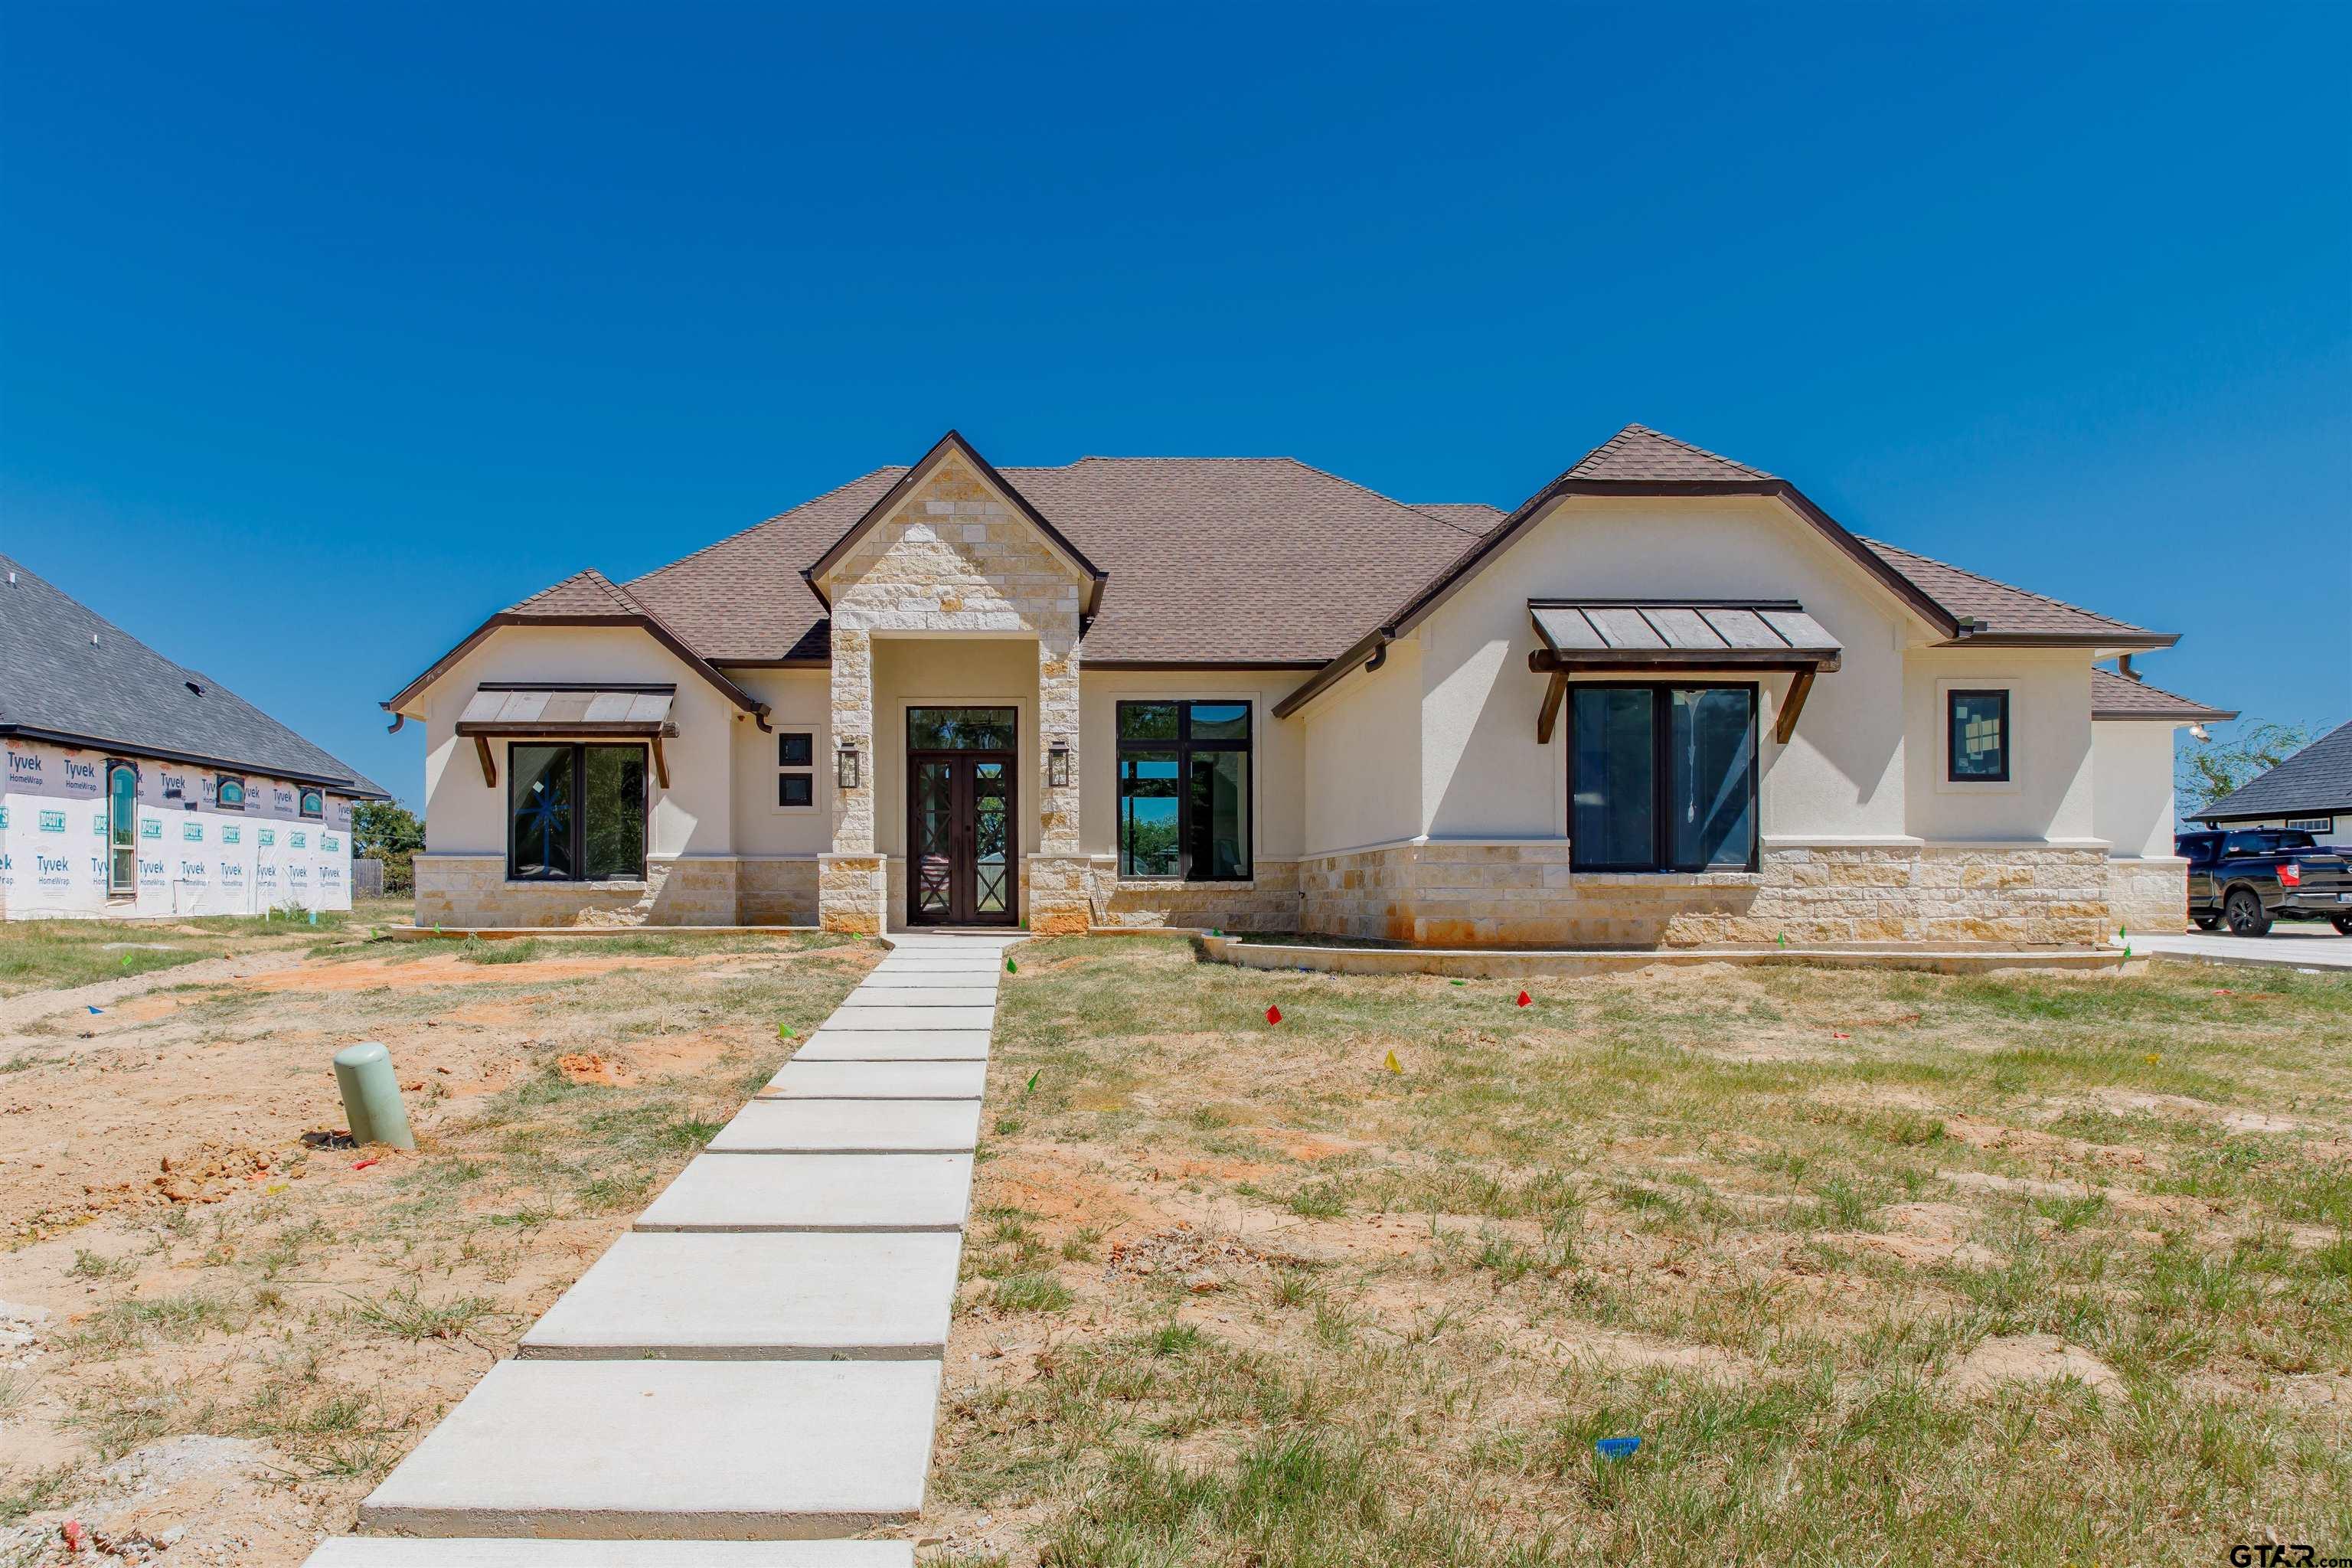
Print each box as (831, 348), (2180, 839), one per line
(904, 703), (1021, 926)
(909, 753), (1015, 925)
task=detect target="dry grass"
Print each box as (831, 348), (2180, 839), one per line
(0, 924), (878, 1563)
(0, 897), (414, 998)
(928, 936), (2352, 1566)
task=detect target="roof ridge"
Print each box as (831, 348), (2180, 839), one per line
(627, 467), (907, 590)
(1264, 456), (1492, 538)
(1860, 536), (2145, 633)
(1566, 423), (1775, 481)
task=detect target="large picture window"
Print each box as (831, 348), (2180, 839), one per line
(508, 743), (647, 880)
(1947, 689), (2010, 782)
(1570, 684), (1757, 872)
(1117, 701), (1252, 880)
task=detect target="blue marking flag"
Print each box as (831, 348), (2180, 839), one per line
(1595, 1436), (1642, 1461)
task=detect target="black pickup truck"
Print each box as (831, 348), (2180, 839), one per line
(2177, 828), (2352, 936)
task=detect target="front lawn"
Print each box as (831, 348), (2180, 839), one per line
(931, 937), (2352, 1566)
(0, 897), (414, 996)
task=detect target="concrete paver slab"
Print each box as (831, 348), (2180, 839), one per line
(519, 1232), (959, 1359)
(309, 1538), (914, 1566)
(860, 970), (1002, 988)
(357, 1359), (941, 1539)
(756, 1060), (986, 1099)
(635, 1152), (975, 1232)
(840, 987), (1000, 1008)
(792, 1029), (992, 1061)
(820, 1004), (995, 1031)
(707, 1097), (982, 1153)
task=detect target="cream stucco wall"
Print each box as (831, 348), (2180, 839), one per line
(869, 635), (1043, 864)
(2092, 720), (2182, 861)
(727, 668), (833, 858)
(1381, 494), (1918, 846)
(415, 625), (750, 861)
(1300, 638), (1423, 857)
(1901, 648), (2096, 844)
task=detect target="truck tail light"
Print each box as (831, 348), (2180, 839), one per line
(2279, 861), (2302, 887)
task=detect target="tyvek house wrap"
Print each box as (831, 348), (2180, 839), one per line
(1, 740), (355, 920)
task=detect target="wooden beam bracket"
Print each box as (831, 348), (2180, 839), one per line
(650, 734), (671, 790)
(1773, 667), (1818, 745)
(1535, 670), (1569, 745)
(473, 734), (497, 788)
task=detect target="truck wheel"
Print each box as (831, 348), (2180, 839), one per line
(2224, 888), (2272, 937)
(2333, 915), (2352, 937)
(2193, 914), (2221, 932)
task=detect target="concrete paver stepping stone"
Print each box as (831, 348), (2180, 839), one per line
(707, 1097), (982, 1153)
(861, 969), (1001, 988)
(309, 1537), (914, 1566)
(519, 1232), (959, 1360)
(819, 1004), (995, 1031)
(756, 1060), (986, 1099)
(841, 987), (1001, 1008)
(635, 1152), (974, 1232)
(357, 1359), (939, 1539)
(791, 1028), (992, 1060)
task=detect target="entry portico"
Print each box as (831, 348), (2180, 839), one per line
(810, 433), (1100, 934)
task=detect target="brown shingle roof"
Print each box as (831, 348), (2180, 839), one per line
(433, 426), (2174, 699)
(2090, 667), (2236, 722)
(1860, 538), (2167, 644)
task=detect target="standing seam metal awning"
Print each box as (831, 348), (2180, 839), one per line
(1526, 600), (1843, 745)
(452, 684), (680, 787)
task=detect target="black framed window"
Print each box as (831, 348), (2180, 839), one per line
(777, 731), (815, 808)
(1570, 684), (1757, 872)
(1947, 690), (2010, 782)
(508, 743), (647, 880)
(298, 787), (324, 820)
(1117, 701), (1251, 880)
(216, 776), (246, 811)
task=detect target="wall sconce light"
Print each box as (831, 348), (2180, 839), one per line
(836, 743), (861, 790)
(1048, 738), (1071, 789)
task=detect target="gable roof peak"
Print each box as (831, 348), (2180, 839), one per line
(1566, 423), (1777, 483)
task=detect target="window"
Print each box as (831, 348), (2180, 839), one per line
(2285, 816), (2335, 834)
(299, 787), (325, 819)
(776, 731), (815, 809)
(1116, 701), (1251, 880)
(216, 776), (246, 811)
(106, 762), (137, 895)
(508, 743), (647, 880)
(2224, 829), (2315, 857)
(1570, 684), (1757, 872)
(908, 707), (1018, 751)
(1947, 690), (2010, 782)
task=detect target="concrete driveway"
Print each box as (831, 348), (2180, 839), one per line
(2125, 926), (2352, 972)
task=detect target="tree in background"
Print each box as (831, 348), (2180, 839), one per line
(352, 799), (425, 893)
(2177, 720), (2313, 815)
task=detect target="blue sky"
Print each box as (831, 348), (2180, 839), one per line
(4, 4), (2345, 807)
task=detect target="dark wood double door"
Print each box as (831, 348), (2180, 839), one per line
(907, 750), (1015, 926)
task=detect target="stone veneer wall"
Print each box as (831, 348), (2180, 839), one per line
(1088, 857), (1304, 932)
(1299, 841), (2114, 949)
(819, 454), (1091, 935)
(415, 854), (743, 929)
(2105, 856), (2187, 937)
(737, 857), (818, 926)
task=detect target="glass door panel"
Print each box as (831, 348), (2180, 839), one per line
(913, 760), (956, 922)
(107, 763), (137, 895)
(972, 762), (1008, 916)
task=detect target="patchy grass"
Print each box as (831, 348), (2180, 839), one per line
(926, 936), (2352, 1566)
(0, 897), (413, 995)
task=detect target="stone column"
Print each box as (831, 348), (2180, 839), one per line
(1027, 619), (1092, 933)
(818, 624), (885, 933)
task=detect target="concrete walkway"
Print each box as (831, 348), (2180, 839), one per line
(2127, 926), (2352, 972)
(305, 930), (1021, 1565)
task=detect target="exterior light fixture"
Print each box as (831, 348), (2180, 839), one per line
(836, 742), (861, 790)
(1048, 738), (1071, 788)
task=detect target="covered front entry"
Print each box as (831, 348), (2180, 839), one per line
(906, 706), (1018, 926)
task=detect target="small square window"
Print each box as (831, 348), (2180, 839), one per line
(299, 787), (325, 819)
(1948, 690), (2010, 782)
(778, 732), (813, 767)
(216, 776), (246, 811)
(779, 773), (813, 808)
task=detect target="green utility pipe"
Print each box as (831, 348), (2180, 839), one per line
(333, 1040), (416, 1151)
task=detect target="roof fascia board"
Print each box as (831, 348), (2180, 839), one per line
(1276, 475), (1960, 720)
(0, 723), (389, 799)
(1943, 631), (2182, 652)
(802, 430), (1108, 616)
(2093, 708), (2239, 723)
(382, 612), (762, 717)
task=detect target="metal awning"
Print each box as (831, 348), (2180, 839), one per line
(1526, 600), (1842, 745)
(453, 684), (679, 786)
